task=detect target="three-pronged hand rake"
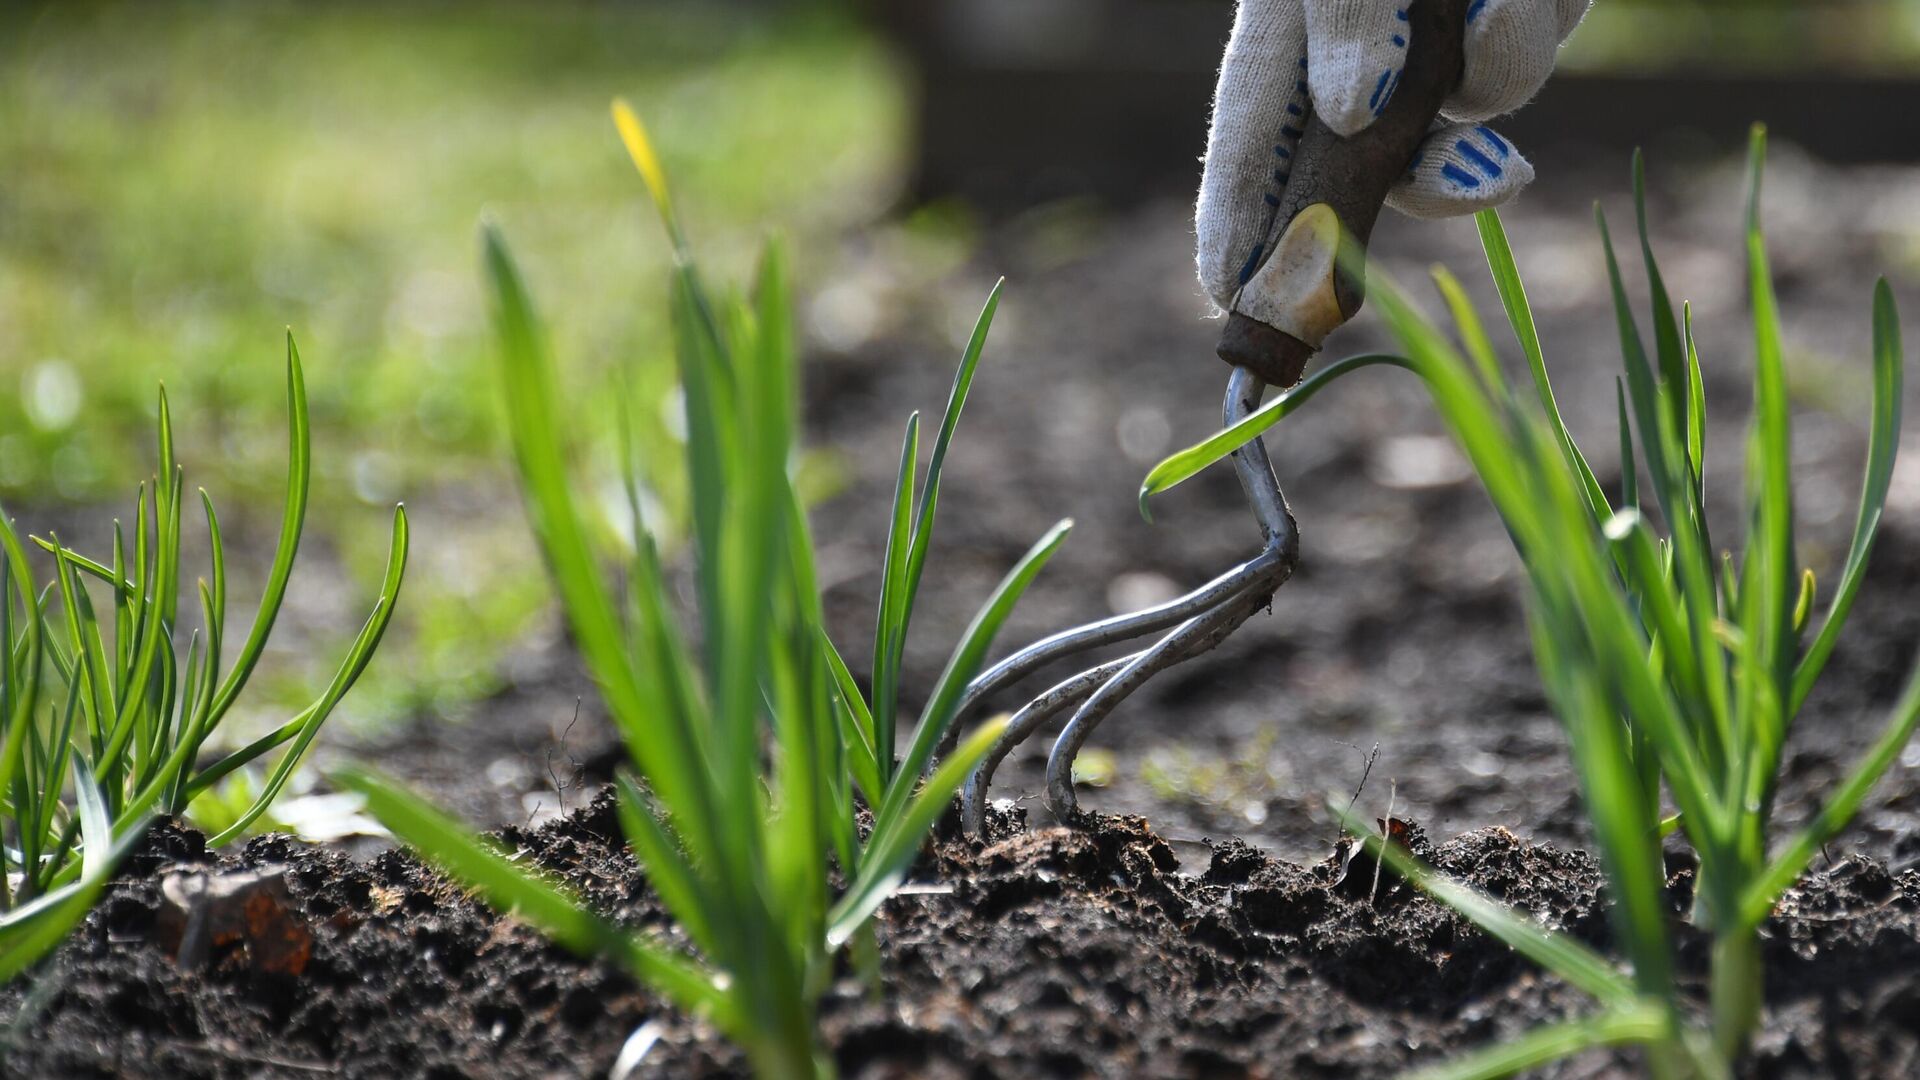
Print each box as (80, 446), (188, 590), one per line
(956, 0), (1470, 831)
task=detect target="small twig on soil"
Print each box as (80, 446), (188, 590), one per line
(551, 699), (585, 805)
(1370, 779), (1396, 907)
(527, 699), (587, 829)
(1336, 742), (1382, 848)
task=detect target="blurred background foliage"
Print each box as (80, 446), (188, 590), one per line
(3, 0), (1918, 745)
(1567, 0), (1920, 73)
(1, 0), (904, 727)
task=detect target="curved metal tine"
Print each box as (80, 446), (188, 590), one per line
(934, 547), (1284, 762)
(941, 369), (1292, 761)
(963, 533), (1282, 832)
(955, 364), (1297, 831)
(961, 652), (1142, 834)
(1037, 366), (1296, 823)
(1044, 550), (1283, 820)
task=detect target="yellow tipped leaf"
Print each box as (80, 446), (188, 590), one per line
(611, 97), (674, 221)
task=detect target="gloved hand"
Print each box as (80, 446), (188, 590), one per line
(1196, 0), (1590, 314)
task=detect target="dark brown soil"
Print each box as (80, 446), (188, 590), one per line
(5, 795), (1918, 1079)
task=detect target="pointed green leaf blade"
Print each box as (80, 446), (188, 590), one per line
(1792, 278), (1902, 711)
(870, 412), (920, 773)
(902, 280), (1001, 609)
(482, 223), (721, 868)
(1138, 354), (1411, 518)
(1405, 1003), (1672, 1080)
(877, 519), (1071, 826)
(205, 334), (311, 723)
(1476, 208), (1612, 523)
(829, 715), (1007, 946)
(206, 505), (410, 847)
(1743, 644), (1920, 927)
(1633, 150), (1689, 432)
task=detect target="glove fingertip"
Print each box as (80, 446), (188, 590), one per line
(1451, 0), (1562, 122)
(1388, 123), (1534, 219)
(1305, 0), (1412, 137)
(1556, 0), (1593, 41)
(1306, 61), (1385, 138)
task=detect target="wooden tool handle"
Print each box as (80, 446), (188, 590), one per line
(1216, 0), (1470, 388)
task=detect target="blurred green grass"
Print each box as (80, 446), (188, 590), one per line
(0, 1), (901, 727)
(1565, 0), (1920, 75)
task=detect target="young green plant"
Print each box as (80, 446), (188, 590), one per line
(343, 101), (1063, 1079)
(1, 344), (408, 982)
(1142, 127), (1915, 1077)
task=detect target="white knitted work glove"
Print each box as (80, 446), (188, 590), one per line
(1196, 0), (1589, 312)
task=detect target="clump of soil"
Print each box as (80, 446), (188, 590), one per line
(6, 792), (1917, 1078)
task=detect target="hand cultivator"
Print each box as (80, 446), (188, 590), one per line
(959, 0), (1472, 830)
